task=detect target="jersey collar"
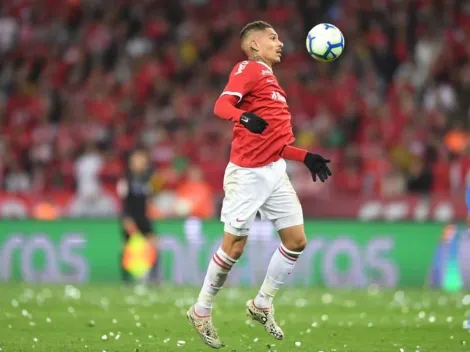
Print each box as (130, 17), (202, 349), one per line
(255, 60), (273, 73)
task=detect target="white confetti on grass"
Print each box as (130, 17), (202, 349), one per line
(321, 294), (333, 304)
(100, 298), (110, 309)
(177, 340), (186, 346)
(101, 335), (108, 341)
(64, 285), (81, 300)
(438, 296), (448, 306)
(163, 338), (170, 343)
(344, 300), (356, 308)
(394, 291), (405, 303)
(463, 295), (470, 306)
(295, 341), (301, 347)
(46, 317), (51, 323)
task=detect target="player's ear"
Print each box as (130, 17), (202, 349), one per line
(250, 39), (260, 52)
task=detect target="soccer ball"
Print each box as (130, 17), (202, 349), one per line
(306, 23), (345, 62)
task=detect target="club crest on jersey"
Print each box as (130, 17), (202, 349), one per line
(235, 60), (249, 75)
(271, 91), (286, 103)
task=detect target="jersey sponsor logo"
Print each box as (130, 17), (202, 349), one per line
(266, 79), (275, 83)
(234, 60), (249, 75)
(271, 91), (286, 103)
(261, 69), (272, 76)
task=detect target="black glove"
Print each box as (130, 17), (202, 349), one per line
(239, 112), (268, 134)
(304, 153), (332, 182)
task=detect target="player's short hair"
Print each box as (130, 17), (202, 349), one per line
(240, 21), (273, 39)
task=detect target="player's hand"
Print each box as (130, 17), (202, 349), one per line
(303, 153), (332, 182)
(239, 112), (268, 134)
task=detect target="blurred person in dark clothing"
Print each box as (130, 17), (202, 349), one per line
(406, 159), (433, 194)
(116, 148), (159, 283)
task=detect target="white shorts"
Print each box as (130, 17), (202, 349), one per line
(220, 158), (304, 236)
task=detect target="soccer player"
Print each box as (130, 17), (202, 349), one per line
(187, 21), (332, 348)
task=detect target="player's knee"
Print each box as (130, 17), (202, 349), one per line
(229, 245), (245, 260)
(222, 242), (245, 260)
(292, 236), (307, 252)
(221, 232), (247, 260)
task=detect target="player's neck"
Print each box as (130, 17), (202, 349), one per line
(250, 55), (272, 69)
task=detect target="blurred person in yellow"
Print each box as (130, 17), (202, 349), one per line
(116, 149), (159, 283)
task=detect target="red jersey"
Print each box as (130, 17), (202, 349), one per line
(217, 60), (295, 167)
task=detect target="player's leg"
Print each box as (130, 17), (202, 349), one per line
(120, 228), (132, 283)
(144, 232), (159, 283)
(136, 218), (159, 283)
(246, 221), (305, 340)
(194, 231), (248, 316)
(188, 162), (266, 348)
(188, 229), (253, 349)
(254, 223), (306, 308)
(248, 159), (305, 339)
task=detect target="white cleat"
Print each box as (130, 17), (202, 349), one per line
(186, 305), (223, 349)
(246, 299), (284, 340)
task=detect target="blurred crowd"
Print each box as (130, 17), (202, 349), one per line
(1, 0), (470, 218)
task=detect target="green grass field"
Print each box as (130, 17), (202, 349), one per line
(0, 284), (469, 352)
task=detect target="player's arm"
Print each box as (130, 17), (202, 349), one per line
(214, 61), (268, 134)
(214, 95), (268, 134)
(279, 145), (332, 182)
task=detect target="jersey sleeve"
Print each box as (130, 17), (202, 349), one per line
(220, 61), (261, 103)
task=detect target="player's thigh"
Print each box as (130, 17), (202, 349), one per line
(259, 172), (304, 232)
(221, 163), (268, 236)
